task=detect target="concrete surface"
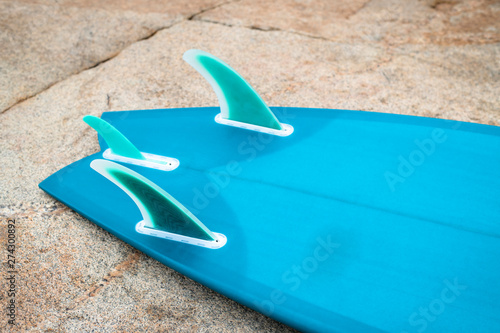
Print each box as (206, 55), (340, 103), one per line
(0, 0), (498, 331)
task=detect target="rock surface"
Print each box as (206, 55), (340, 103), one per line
(0, 0), (224, 113)
(0, 0), (499, 331)
(199, 0), (500, 45)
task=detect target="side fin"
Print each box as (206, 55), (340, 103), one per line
(183, 49), (292, 135)
(84, 115), (145, 160)
(90, 159), (224, 246)
(84, 115), (179, 171)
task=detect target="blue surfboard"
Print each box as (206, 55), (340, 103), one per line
(39, 50), (500, 332)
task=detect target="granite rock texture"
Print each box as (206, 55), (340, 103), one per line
(0, 0), (499, 331)
(199, 0), (500, 45)
(0, 0), (225, 113)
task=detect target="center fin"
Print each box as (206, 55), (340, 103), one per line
(183, 49), (287, 132)
(90, 159), (217, 242)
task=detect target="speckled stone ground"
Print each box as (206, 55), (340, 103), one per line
(0, 0), (498, 331)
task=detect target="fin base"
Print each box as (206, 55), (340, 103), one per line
(103, 149), (179, 171)
(215, 113), (293, 137)
(135, 221), (227, 249)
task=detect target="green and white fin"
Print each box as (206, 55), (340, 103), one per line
(84, 115), (179, 171)
(90, 159), (226, 249)
(183, 49), (293, 136)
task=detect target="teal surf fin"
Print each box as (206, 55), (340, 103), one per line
(90, 159), (226, 248)
(183, 49), (292, 136)
(84, 115), (145, 160)
(84, 115), (179, 171)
